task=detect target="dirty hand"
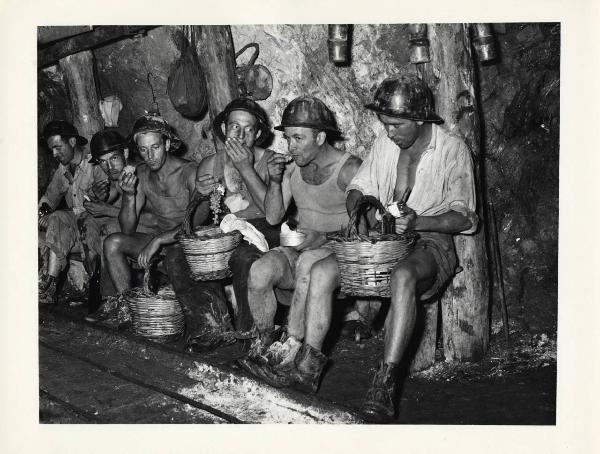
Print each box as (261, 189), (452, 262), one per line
(138, 237), (161, 269)
(90, 179), (110, 201)
(267, 154), (291, 183)
(225, 138), (253, 170)
(119, 172), (138, 196)
(394, 206), (418, 234)
(195, 173), (219, 196)
(295, 228), (327, 251)
(84, 200), (112, 217)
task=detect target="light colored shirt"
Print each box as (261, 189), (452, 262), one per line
(39, 152), (105, 216)
(346, 124), (478, 234)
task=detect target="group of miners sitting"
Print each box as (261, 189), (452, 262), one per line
(38, 74), (478, 423)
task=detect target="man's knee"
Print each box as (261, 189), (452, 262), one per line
(391, 263), (418, 289)
(47, 210), (72, 226)
(103, 232), (127, 258)
(296, 250), (331, 278)
(248, 253), (282, 290)
(309, 255), (339, 291)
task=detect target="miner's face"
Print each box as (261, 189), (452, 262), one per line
(47, 135), (76, 166)
(225, 110), (260, 148)
(283, 127), (325, 167)
(136, 132), (169, 171)
(98, 150), (127, 181)
(378, 114), (422, 149)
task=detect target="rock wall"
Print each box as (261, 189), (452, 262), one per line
(37, 23), (559, 333)
(478, 23), (559, 333)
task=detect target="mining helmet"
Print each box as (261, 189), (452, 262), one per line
(365, 74), (443, 123)
(212, 97), (271, 147)
(130, 114), (182, 151)
(42, 120), (88, 146)
(89, 130), (126, 164)
(275, 96), (341, 135)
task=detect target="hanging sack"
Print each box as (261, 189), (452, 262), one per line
(167, 27), (208, 118)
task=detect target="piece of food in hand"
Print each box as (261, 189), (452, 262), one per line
(123, 165), (136, 175)
(387, 202), (402, 218)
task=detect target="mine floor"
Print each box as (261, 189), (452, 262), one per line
(39, 298), (556, 424)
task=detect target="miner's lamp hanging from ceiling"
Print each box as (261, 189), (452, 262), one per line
(328, 25), (350, 64)
(472, 23), (497, 62)
(408, 24), (430, 64)
(235, 43), (273, 101)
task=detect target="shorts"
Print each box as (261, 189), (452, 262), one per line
(394, 231), (458, 301)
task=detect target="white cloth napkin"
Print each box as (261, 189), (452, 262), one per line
(220, 213), (269, 253)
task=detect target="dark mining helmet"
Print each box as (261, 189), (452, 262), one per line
(89, 130), (126, 164)
(212, 97), (271, 147)
(42, 120), (88, 146)
(130, 113), (182, 151)
(365, 74), (443, 123)
(275, 96), (341, 135)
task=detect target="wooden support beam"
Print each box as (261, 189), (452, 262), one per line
(421, 23), (490, 362)
(59, 50), (103, 142)
(38, 26), (93, 45)
(39, 26), (157, 69)
(194, 25), (240, 186)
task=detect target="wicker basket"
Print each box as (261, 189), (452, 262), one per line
(328, 196), (416, 298)
(125, 269), (185, 342)
(177, 194), (242, 281)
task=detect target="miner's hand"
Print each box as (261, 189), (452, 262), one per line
(195, 173), (218, 196)
(295, 228), (327, 251)
(138, 237), (161, 269)
(225, 138), (253, 171)
(119, 172), (138, 196)
(90, 179), (110, 201)
(267, 154), (290, 184)
(394, 206), (418, 234)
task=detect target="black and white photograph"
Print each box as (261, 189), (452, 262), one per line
(1, 0), (598, 450)
(35, 22), (559, 425)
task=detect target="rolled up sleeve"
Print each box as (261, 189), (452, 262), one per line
(446, 143), (478, 234)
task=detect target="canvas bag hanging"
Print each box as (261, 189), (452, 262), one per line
(167, 26), (208, 118)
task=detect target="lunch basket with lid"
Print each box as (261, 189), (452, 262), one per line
(176, 191), (242, 281)
(327, 195), (417, 298)
(124, 268), (185, 342)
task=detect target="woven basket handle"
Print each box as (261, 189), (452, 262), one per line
(346, 195), (387, 239)
(180, 191), (209, 236)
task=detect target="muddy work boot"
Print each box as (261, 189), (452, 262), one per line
(360, 361), (399, 424)
(244, 334), (303, 388)
(38, 274), (58, 305)
(287, 343), (328, 394)
(85, 294), (131, 328)
(237, 328), (281, 373)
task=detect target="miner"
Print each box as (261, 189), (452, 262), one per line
(196, 97), (280, 337)
(38, 121), (107, 305)
(281, 74), (479, 423)
(238, 96), (362, 379)
(88, 114), (234, 353)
